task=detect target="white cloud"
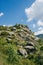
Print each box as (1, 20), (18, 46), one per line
(33, 24), (36, 28)
(25, 0), (43, 22)
(25, 0), (43, 35)
(37, 0), (43, 2)
(0, 12), (4, 17)
(34, 29), (43, 35)
(35, 27), (43, 35)
(3, 25), (6, 27)
(37, 20), (43, 26)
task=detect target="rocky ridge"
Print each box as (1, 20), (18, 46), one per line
(0, 24), (43, 65)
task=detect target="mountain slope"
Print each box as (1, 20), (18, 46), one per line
(36, 34), (43, 39)
(0, 24), (43, 65)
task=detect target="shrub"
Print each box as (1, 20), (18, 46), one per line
(0, 37), (7, 45)
(15, 24), (21, 29)
(1, 31), (9, 36)
(40, 46), (43, 51)
(0, 26), (7, 30)
(38, 39), (42, 43)
(34, 54), (43, 65)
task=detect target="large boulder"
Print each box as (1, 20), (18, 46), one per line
(18, 48), (28, 58)
(24, 46), (34, 49)
(26, 42), (34, 46)
(24, 46), (36, 53)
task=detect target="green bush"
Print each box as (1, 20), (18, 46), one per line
(40, 46), (43, 51)
(0, 37), (7, 45)
(0, 26), (7, 30)
(34, 54), (43, 65)
(1, 31), (9, 36)
(15, 24), (21, 29)
(38, 39), (42, 43)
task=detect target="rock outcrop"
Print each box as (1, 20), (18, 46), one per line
(0, 24), (36, 56)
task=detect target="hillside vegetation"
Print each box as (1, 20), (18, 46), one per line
(0, 24), (43, 65)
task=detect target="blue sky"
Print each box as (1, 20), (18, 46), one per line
(0, 0), (43, 35)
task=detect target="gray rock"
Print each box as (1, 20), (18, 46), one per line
(18, 33), (24, 37)
(20, 29), (23, 32)
(26, 42), (34, 46)
(24, 46), (34, 50)
(18, 48), (28, 58)
(12, 27), (16, 30)
(7, 36), (12, 38)
(8, 32), (14, 36)
(24, 46), (36, 53)
(6, 38), (12, 43)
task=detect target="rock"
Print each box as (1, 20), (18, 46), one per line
(18, 33), (24, 38)
(8, 32), (14, 36)
(12, 27), (16, 31)
(25, 37), (30, 41)
(6, 38), (12, 43)
(20, 29), (23, 32)
(25, 46), (34, 49)
(7, 36), (12, 39)
(24, 46), (36, 53)
(6, 38), (11, 41)
(18, 48), (28, 58)
(26, 42), (34, 46)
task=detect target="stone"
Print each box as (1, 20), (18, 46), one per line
(12, 27), (16, 30)
(26, 42), (34, 46)
(18, 48), (28, 58)
(24, 46), (36, 53)
(18, 33), (24, 37)
(6, 38), (12, 43)
(8, 32), (14, 36)
(25, 46), (34, 49)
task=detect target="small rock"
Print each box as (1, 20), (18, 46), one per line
(12, 27), (16, 31)
(8, 32), (14, 36)
(6, 38), (12, 43)
(18, 33), (24, 37)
